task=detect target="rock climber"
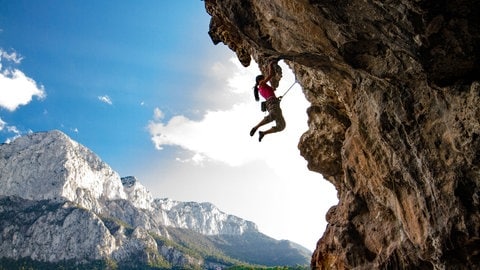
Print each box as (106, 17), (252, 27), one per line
(249, 61), (286, 142)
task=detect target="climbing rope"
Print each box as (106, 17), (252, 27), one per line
(278, 80), (298, 101)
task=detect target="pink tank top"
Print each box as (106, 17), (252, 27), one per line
(259, 84), (276, 100)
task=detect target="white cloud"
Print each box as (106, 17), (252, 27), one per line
(191, 152), (206, 164)
(148, 59), (307, 170)
(98, 95), (113, 105)
(193, 57), (253, 111)
(153, 107), (164, 120)
(0, 50), (23, 64)
(0, 49), (46, 111)
(145, 57), (338, 250)
(0, 117), (6, 131)
(0, 118), (22, 144)
(175, 152), (207, 165)
(148, 103), (260, 166)
(7, 125), (20, 134)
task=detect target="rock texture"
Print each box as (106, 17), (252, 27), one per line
(0, 131), (256, 237)
(205, 0), (479, 269)
(152, 198), (257, 235)
(0, 130), (126, 212)
(0, 130), (310, 268)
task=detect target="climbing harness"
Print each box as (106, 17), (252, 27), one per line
(260, 79), (298, 112)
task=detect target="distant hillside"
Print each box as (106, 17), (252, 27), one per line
(0, 130), (310, 269)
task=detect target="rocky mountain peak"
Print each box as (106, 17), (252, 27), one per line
(0, 130), (256, 235)
(0, 130), (126, 212)
(121, 176), (137, 188)
(121, 176), (154, 210)
(153, 198), (258, 235)
(1, 130), (311, 268)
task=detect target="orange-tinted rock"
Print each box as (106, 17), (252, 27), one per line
(204, 0), (480, 268)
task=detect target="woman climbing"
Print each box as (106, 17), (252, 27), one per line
(249, 61), (286, 142)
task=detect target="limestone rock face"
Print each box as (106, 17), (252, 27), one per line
(205, 0), (479, 269)
(0, 130), (126, 212)
(0, 130), (310, 267)
(0, 197), (116, 262)
(152, 198), (258, 235)
(0, 131), (253, 237)
(121, 176), (154, 210)
(0, 196), (185, 266)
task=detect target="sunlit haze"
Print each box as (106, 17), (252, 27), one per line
(0, 1), (337, 251)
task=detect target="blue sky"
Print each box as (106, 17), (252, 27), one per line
(0, 1), (337, 251)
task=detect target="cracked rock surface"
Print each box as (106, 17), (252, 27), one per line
(204, 0), (480, 268)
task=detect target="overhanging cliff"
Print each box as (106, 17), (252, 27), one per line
(204, 0), (480, 269)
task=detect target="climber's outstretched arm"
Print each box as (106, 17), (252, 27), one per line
(259, 62), (275, 87)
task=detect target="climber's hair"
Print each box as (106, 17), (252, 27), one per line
(253, 75), (264, 101)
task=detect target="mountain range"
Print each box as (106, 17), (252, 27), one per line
(0, 130), (311, 269)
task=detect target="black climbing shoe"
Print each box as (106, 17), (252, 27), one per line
(259, 131), (265, 142)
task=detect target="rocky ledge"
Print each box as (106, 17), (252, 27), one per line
(204, 0), (479, 269)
